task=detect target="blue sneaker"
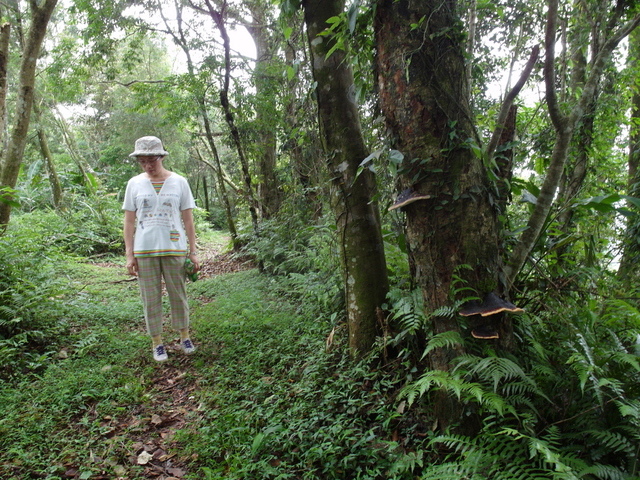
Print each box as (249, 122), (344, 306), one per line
(181, 338), (196, 354)
(153, 344), (168, 362)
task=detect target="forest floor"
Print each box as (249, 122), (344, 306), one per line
(2, 231), (397, 480)
(90, 239), (254, 480)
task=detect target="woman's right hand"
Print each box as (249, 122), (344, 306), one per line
(126, 255), (138, 276)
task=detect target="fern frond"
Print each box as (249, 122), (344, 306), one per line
(577, 463), (627, 480)
(602, 299), (640, 329)
(400, 369), (514, 416)
(421, 331), (465, 359)
(388, 288), (427, 335)
(615, 398), (640, 424)
(583, 429), (636, 456)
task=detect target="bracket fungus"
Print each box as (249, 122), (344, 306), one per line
(459, 292), (524, 340)
(388, 188), (431, 211)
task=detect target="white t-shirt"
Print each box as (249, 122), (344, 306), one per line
(122, 173), (196, 257)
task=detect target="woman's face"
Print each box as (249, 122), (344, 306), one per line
(137, 156), (163, 176)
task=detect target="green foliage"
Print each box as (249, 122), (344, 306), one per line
(0, 240), (68, 381)
(0, 246), (149, 478)
(181, 270), (422, 479)
(9, 194), (124, 257)
(240, 209), (344, 317)
(395, 299), (640, 479)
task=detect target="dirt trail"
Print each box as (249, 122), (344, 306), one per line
(72, 243), (253, 480)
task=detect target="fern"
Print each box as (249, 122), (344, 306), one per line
(400, 369), (515, 416)
(584, 429), (636, 456)
(390, 288), (427, 331)
(421, 330), (465, 359)
(423, 430), (579, 480)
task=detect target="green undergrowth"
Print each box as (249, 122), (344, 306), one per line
(180, 270), (423, 480)
(0, 256), (153, 479)
(0, 250), (423, 480)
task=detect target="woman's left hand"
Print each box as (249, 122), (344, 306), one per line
(189, 253), (200, 272)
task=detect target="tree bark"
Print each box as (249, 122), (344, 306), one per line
(0, 22), (10, 156)
(375, 0), (503, 430)
(0, 0), (59, 229)
(618, 27), (640, 285)
(34, 100), (62, 209)
(246, 4), (281, 219)
(303, 0), (389, 356)
(54, 107), (97, 194)
(195, 0), (260, 232)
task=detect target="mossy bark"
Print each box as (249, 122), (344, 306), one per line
(0, 0), (58, 229)
(303, 0), (389, 356)
(246, 5), (281, 219)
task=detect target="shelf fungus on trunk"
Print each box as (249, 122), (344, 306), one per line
(388, 188), (431, 211)
(459, 292), (524, 340)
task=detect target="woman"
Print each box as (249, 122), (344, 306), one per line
(123, 136), (199, 362)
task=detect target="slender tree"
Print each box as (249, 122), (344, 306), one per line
(505, 0), (640, 289)
(190, 0), (260, 232)
(0, 0), (59, 229)
(33, 99), (63, 209)
(302, 0), (389, 356)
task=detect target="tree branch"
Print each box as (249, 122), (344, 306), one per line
(487, 45), (540, 160)
(505, 3), (640, 291)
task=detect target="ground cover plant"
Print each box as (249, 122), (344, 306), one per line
(2, 206), (640, 479)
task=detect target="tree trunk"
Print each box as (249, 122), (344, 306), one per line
(162, 1), (240, 248)
(200, 0), (260, 232)
(303, 0), (389, 356)
(0, 0), (59, 229)
(284, 23), (324, 221)
(247, 5), (281, 219)
(196, 144), (239, 248)
(375, 0), (503, 430)
(54, 108), (97, 194)
(34, 100), (62, 209)
(0, 22), (10, 156)
(618, 27), (640, 286)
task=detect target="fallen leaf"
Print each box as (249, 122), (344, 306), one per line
(137, 451), (153, 465)
(113, 465), (127, 476)
(167, 466), (186, 477)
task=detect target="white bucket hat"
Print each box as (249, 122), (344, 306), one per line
(129, 136), (169, 157)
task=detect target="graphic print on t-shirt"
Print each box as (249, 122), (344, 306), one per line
(137, 193), (180, 234)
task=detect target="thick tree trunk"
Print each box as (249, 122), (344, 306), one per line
(0, 0), (59, 229)
(375, 0), (503, 430)
(303, 0), (389, 356)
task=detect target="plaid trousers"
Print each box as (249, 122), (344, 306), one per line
(137, 256), (189, 337)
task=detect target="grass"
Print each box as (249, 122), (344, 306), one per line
(181, 271), (418, 480)
(0, 234), (421, 480)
